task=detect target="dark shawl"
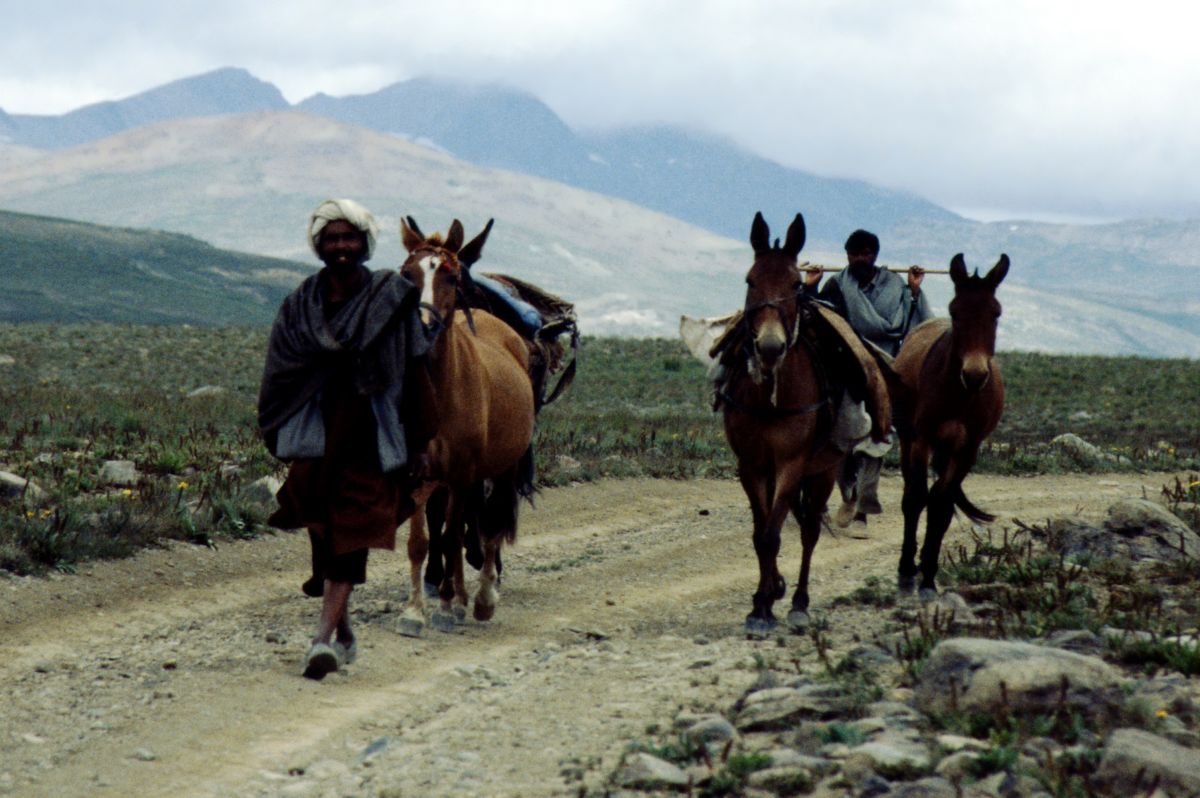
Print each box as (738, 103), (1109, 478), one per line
(257, 267), (432, 469)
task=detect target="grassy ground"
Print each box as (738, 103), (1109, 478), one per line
(1, 324), (1198, 573)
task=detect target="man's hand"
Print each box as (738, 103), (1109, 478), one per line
(803, 265), (823, 290)
(907, 265), (925, 296)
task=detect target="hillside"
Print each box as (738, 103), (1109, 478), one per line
(1, 113), (1200, 354)
(0, 210), (305, 324)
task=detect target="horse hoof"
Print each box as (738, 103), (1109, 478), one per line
(473, 601), (495, 622)
(897, 574), (916, 595)
(786, 610), (810, 632)
(397, 616), (425, 638)
(431, 611), (459, 634)
(918, 587), (939, 603)
(423, 582), (439, 599)
(744, 616), (776, 637)
(453, 605), (467, 622)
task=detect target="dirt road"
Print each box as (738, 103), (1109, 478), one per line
(0, 472), (1182, 797)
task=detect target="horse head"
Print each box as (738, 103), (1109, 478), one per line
(400, 216), (495, 327)
(948, 253), (1009, 391)
(743, 212), (807, 374)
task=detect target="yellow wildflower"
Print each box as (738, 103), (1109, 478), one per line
(1157, 709), (1169, 719)
(25, 510), (34, 519)
(178, 480), (189, 490)
(40, 509), (52, 518)
(122, 488), (134, 498)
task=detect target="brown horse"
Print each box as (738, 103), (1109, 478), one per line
(892, 253), (1009, 596)
(722, 212), (851, 633)
(397, 217), (536, 634)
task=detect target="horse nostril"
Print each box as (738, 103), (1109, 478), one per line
(960, 368), (990, 391)
(756, 338), (784, 362)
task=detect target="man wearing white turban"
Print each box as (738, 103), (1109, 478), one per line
(259, 199), (437, 680)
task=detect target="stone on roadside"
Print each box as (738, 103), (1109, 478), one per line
(1104, 498), (1200, 559)
(1095, 728), (1200, 798)
(914, 638), (1126, 723)
(613, 752), (689, 789)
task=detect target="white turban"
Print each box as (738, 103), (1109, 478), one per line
(307, 198), (379, 261)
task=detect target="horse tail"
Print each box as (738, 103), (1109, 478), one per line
(954, 485), (995, 524)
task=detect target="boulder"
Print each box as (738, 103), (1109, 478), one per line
(0, 471), (44, 502)
(1051, 433), (1108, 465)
(240, 475), (283, 506)
(99, 460), (140, 487)
(1105, 499), (1200, 559)
(613, 752), (689, 789)
(914, 638), (1126, 723)
(1095, 728), (1200, 797)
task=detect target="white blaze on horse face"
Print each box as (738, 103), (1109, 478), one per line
(418, 253), (443, 323)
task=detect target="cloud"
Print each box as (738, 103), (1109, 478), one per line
(1, 0), (1198, 222)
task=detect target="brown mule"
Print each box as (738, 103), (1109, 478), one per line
(891, 253), (1009, 596)
(397, 217), (536, 634)
(722, 212), (861, 634)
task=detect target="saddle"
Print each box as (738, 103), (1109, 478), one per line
(464, 272), (579, 413)
(709, 299), (891, 447)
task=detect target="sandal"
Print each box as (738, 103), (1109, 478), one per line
(303, 643), (342, 680)
(334, 639), (358, 665)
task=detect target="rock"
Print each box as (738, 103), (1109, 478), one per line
(0, 471), (44, 502)
(0, 354), (14, 366)
(683, 715), (738, 745)
(914, 638), (1126, 723)
(737, 682), (858, 732)
(132, 748), (156, 761)
(240, 475), (283, 505)
(934, 750), (978, 780)
(746, 765), (814, 795)
(185, 385), (227, 398)
(1095, 728), (1200, 798)
(556, 455), (582, 472)
(1051, 433), (1107, 464)
(1105, 499), (1200, 559)
(848, 732), (933, 779)
(99, 460), (140, 487)
(890, 776), (960, 797)
(613, 752), (689, 789)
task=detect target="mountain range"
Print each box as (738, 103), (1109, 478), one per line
(1, 67), (1197, 356)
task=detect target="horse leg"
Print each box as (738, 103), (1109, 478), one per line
(423, 486), (448, 598)
(474, 472), (519, 622)
(431, 488), (470, 632)
(787, 467), (836, 630)
(399, 483), (439, 638)
(739, 470), (784, 634)
(898, 438), (930, 594)
(918, 449), (974, 596)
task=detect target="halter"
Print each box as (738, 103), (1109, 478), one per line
(720, 293), (831, 419)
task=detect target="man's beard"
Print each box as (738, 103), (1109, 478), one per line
(848, 261), (875, 283)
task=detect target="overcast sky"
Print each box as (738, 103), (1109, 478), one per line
(2, 0), (1197, 224)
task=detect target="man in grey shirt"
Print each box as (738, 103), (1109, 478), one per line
(804, 229), (932, 532)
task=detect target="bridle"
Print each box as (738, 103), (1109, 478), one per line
(720, 291), (830, 419)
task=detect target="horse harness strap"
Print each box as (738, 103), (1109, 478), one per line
(718, 299), (834, 420)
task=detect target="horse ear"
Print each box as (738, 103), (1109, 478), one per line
(949, 253), (968, 287)
(445, 220), (465, 253)
(985, 254), (1010, 289)
(782, 213), (806, 258)
(458, 218), (494, 267)
(400, 216), (425, 252)
(750, 212), (770, 254)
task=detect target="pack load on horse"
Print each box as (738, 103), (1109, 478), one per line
(890, 253), (1009, 597)
(715, 212), (891, 633)
(404, 219), (579, 609)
